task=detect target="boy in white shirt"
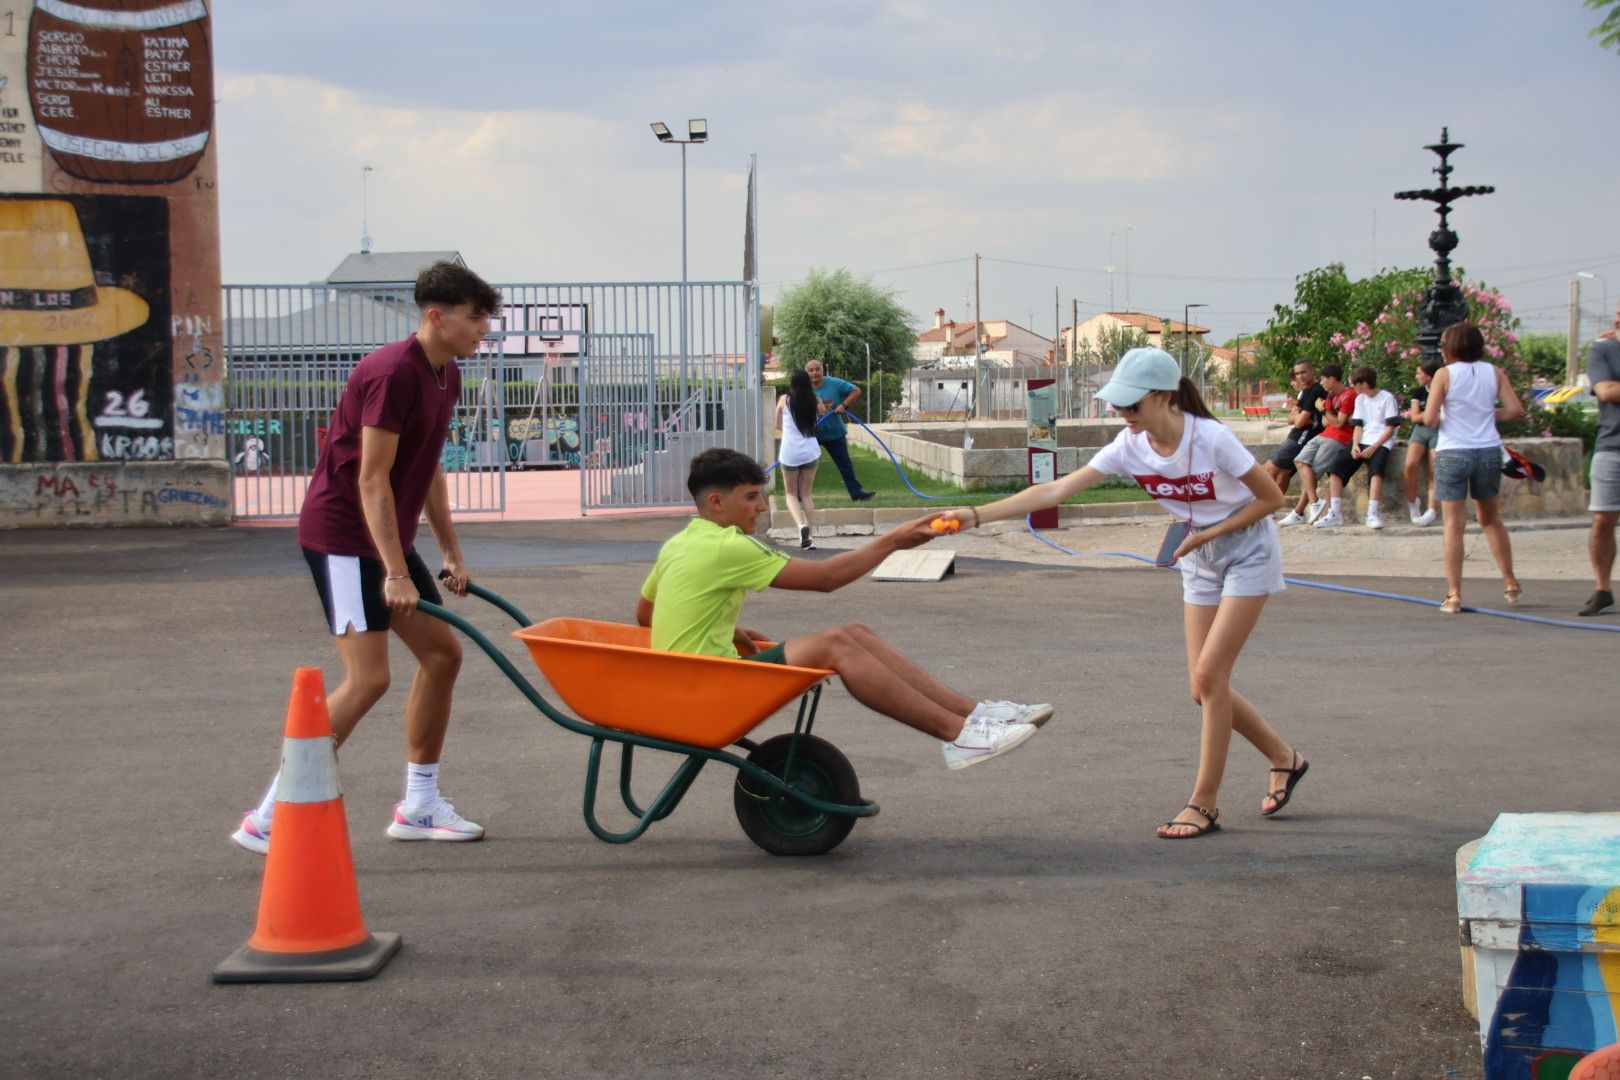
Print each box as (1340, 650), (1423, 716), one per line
(1323, 365), (1401, 530)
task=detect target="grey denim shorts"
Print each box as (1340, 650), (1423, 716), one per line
(1178, 515), (1286, 607)
(1408, 423), (1437, 449)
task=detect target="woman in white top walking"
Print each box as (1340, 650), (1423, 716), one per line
(776, 368), (825, 548)
(1422, 322), (1525, 614)
(945, 349), (1308, 840)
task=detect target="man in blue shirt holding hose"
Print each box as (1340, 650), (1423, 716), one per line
(805, 359), (876, 501)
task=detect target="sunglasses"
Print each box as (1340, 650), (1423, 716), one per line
(1116, 394), (1159, 414)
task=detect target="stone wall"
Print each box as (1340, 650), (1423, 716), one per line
(850, 420), (1587, 517)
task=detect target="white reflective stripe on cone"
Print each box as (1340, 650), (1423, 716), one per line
(276, 737), (342, 803)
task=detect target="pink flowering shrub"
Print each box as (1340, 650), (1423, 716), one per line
(1331, 281), (1525, 398)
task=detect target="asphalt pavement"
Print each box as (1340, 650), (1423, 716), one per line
(1, 517), (1614, 1079)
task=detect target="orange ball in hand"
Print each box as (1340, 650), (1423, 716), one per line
(1573, 1044), (1620, 1080)
(931, 518), (961, 534)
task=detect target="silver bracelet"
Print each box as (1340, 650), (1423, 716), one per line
(385, 573), (408, 581)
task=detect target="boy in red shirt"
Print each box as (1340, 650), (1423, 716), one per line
(1290, 364), (1356, 525)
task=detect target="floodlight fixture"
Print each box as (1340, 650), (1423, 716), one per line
(650, 122), (673, 142)
(688, 118), (708, 142)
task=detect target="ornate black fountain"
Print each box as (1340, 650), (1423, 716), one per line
(1393, 128), (1495, 365)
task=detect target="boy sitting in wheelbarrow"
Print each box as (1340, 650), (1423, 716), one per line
(636, 448), (1052, 769)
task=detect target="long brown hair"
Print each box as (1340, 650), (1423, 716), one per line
(1169, 376), (1214, 419)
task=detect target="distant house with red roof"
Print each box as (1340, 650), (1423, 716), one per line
(1064, 311), (1208, 359)
(915, 308), (1055, 367)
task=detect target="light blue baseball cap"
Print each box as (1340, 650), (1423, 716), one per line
(1096, 347), (1182, 407)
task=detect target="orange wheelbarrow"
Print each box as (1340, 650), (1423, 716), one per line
(417, 582), (878, 855)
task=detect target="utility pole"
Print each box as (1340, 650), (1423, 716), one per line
(1569, 277), (1582, 387)
(974, 252), (984, 420)
(1107, 233), (1116, 310)
(1073, 297), (1083, 417)
(1124, 225), (1135, 311)
(1053, 286), (1060, 364)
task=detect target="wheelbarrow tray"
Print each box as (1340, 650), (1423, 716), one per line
(513, 617), (834, 750)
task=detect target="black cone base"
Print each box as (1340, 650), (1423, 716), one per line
(212, 932), (402, 984)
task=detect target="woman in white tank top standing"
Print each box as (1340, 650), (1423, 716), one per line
(1422, 322), (1525, 614)
(776, 368), (825, 548)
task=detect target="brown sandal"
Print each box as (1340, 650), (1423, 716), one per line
(1157, 803), (1219, 839)
(1262, 753), (1309, 817)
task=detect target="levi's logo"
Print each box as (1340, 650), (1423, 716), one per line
(1134, 471), (1216, 501)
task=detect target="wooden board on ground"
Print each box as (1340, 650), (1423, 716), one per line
(870, 549), (956, 582)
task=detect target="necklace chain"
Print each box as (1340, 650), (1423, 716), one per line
(431, 361), (448, 391)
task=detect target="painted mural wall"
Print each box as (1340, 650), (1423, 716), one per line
(0, 0), (226, 526)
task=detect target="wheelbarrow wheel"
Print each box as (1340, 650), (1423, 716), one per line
(734, 733), (860, 856)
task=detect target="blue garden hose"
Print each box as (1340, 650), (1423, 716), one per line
(1019, 501), (1619, 633)
(768, 408), (1619, 635)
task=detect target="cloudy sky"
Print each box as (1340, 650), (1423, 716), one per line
(213, 1), (1619, 347)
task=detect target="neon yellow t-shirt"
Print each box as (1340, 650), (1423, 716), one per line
(640, 518), (790, 656)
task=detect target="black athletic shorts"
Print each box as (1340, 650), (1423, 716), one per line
(302, 547), (441, 635)
(1331, 444), (1392, 482)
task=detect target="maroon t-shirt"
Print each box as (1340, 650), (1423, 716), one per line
(297, 335), (460, 558)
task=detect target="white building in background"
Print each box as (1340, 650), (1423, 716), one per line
(914, 308), (1054, 368)
(1064, 311), (1208, 358)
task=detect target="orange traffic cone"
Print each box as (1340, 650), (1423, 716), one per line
(214, 668), (401, 983)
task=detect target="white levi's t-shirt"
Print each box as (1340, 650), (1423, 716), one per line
(1088, 415), (1260, 528)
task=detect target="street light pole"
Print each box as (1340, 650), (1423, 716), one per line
(650, 119), (708, 425)
(1182, 302), (1207, 381)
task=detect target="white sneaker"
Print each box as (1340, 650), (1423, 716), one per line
(942, 717), (1038, 770)
(1365, 510), (1384, 531)
(979, 700), (1055, 728)
(1305, 499), (1326, 524)
(230, 812), (271, 855)
(1278, 510), (1305, 526)
(386, 797), (485, 842)
(1311, 509), (1344, 528)
(1413, 508), (1437, 527)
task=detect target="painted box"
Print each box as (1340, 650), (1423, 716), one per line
(1457, 813), (1620, 1079)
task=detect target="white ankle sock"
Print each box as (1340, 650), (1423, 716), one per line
(405, 762), (440, 809)
(252, 773), (279, 826)
(1329, 497), (1342, 513)
(1408, 500), (1420, 515)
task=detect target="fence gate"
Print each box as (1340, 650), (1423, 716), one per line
(225, 280), (761, 518)
(223, 285), (506, 520)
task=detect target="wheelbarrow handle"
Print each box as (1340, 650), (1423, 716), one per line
(436, 570), (534, 627)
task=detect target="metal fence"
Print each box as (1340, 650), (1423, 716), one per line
(223, 286), (504, 518)
(223, 281), (761, 518)
(892, 363), (1106, 422)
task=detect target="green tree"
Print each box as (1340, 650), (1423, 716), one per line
(1255, 263), (1432, 384)
(1518, 332), (1570, 383)
(1074, 324), (1149, 370)
(774, 269), (916, 379)
(1589, 0), (1620, 51)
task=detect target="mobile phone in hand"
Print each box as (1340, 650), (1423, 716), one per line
(1155, 521), (1191, 567)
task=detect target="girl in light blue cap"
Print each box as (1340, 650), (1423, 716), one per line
(944, 348), (1309, 839)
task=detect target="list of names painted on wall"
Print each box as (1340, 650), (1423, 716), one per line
(0, 0), (222, 526)
(26, 0), (211, 183)
(0, 2), (47, 190)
